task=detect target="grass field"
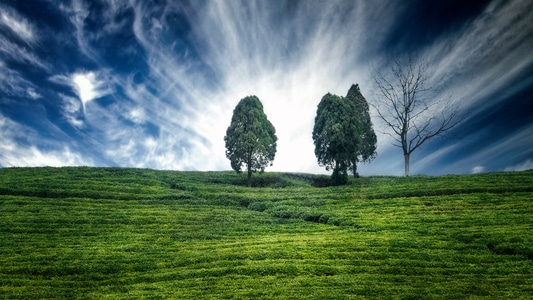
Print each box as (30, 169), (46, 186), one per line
(0, 167), (532, 299)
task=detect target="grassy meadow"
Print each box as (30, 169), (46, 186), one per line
(0, 167), (532, 299)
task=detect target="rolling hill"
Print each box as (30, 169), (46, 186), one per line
(0, 167), (532, 298)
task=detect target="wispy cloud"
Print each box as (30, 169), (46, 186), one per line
(425, 0), (533, 110)
(126, 107), (146, 124)
(60, 94), (84, 127)
(442, 124), (533, 174)
(0, 4), (48, 71)
(1, 0), (531, 174)
(50, 71), (112, 113)
(71, 71), (111, 112)
(61, 0), (533, 173)
(0, 36), (48, 70)
(366, 0), (533, 174)
(505, 159), (533, 172)
(0, 63), (40, 99)
(0, 114), (92, 167)
(0, 4), (36, 43)
(166, 0), (382, 172)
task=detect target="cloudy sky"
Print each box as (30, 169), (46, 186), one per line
(1, 0), (532, 175)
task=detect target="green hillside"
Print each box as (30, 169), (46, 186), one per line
(0, 167), (532, 299)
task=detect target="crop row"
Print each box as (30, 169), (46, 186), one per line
(0, 168), (532, 298)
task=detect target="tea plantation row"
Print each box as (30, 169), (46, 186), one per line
(0, 167), (532, 298)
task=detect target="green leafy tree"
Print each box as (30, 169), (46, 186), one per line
(224, 96), (277, 187)
(312, 93), (360, 185)
(345, 84), (377, 177)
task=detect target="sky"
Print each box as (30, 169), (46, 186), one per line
(0, 0), (532, 176)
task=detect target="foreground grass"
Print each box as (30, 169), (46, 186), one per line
(0, 167), (532, 299)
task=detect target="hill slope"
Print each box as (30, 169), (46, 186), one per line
(0, 167), (532, 298)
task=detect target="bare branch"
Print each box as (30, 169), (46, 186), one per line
(371, 55), (462, 176)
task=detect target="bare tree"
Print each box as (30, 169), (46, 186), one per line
(372, 56), (461, 176)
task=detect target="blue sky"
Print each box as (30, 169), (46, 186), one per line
(0, 0), (532, 175)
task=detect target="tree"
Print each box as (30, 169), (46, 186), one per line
(372, 56), (460, 176)
(224, 95), (277, 187)
(312, 93), (361, 185)
(345, 84), (377, 178)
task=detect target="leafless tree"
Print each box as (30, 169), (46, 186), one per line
(372, 56), (461, 176)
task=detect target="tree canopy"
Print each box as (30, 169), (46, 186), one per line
(313, 93), (360, 184)
(313, 86), (377, 184)
(224, 96), (277, 187)
(345, 84), (377, 177)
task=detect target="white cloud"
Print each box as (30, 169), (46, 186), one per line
(60, 94), (84, 127)
(26, 87), (41, 99)
(0, 4), (48, 85)
(504, 159), (533, 172)
(102, 127), (201, 171)
(127, 107), (146, 124)
(71, 71), (110, 111)
(60, 0), (96, 60)
(10, 146), (91, 167)
(425, 0), (533, 112)
(0, 64), (41, 99)
(471, 166), (485, 174)
(0, 5), (36, 43)
(0, 36), (48, 70)
(0, 115), (92, 167)
(50, 71), (111, 113)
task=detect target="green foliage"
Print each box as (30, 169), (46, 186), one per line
(224, 96), (277, 187)
(0, 167), (532, 299)
(312, 93), (357, 184)
(345, 84), (377, 176)
(312, 85), (377, 183)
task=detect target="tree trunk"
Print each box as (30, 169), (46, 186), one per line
(404, 153), (410, 177)
(247, 167), (252, 187)
(352, 160), (358, 178)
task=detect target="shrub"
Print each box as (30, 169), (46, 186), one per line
(248, 201), (269, 212)
(318, 214), (330, 224)
(312, 176), (333, 187)
(271, 209), (293, 219)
